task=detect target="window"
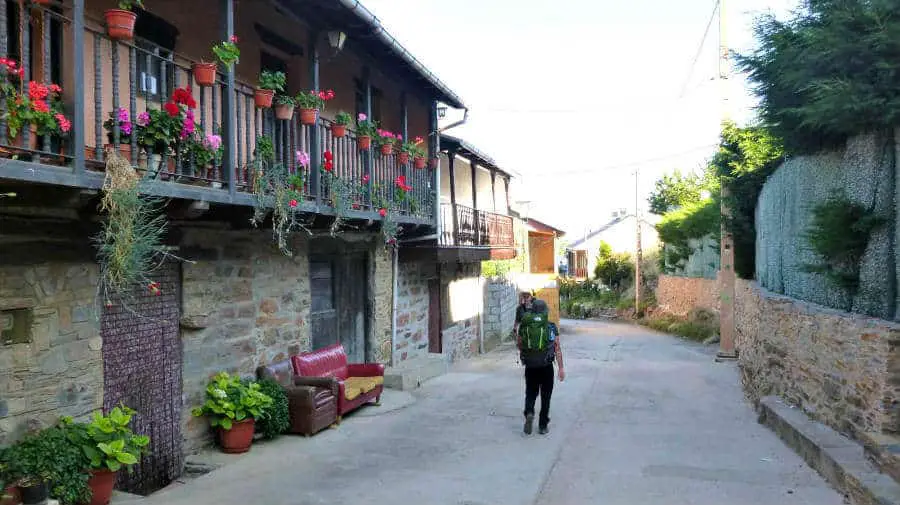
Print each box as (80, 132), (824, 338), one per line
(354, 79), (382, 123)
(133, 10), (178, 101)
(260, 50), (288, 74)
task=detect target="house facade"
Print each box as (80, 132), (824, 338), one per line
(566, 211), (660, 279)
(0, 0), (465, 496)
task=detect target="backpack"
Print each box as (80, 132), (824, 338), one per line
(519, 311), (555, 368)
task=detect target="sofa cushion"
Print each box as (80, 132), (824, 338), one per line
(343, 376), (384, 401)
(292, 344), (349, 380)
(256, 359), (295, 387)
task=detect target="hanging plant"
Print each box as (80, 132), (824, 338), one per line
(319, 150), (355, 236)
(94, 151), (170, 308)
(250, 149), (309, 256)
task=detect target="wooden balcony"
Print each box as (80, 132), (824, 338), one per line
(439, 203), (514, 249)
(0, 1), (438, 226)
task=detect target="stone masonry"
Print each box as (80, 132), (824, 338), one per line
(0, 262), (103, 445)
(395, 260), (435, 364)
(735, 279), (900, 438)
(179, 229), (313, 454)
(483, 277), (519, 351)
(655, 274), (720, 317)
(371, 245), (394, 364)
(440, 262), (482, 363)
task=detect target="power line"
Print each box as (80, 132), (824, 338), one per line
(679, 0), (721, 99)
(526, 143), (718, 178)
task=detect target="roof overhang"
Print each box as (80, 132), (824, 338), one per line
(441, 134), (514, 178)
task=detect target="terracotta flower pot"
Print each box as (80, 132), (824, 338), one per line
(414, 156), (426, 169)
(192, 63), (217, 87)
(429, 157), (439, 169)
(253, 89), (274, 109)
(358, 135), (371, 150)
(380, 143), (393, 156)
(5, 125), (38, 151)
(331, 124), (347, 138)
(299, 108), (317, 125)
(274, 104), (294, 121)
(87, 469), (118, 505)
(398, 152), (409, 165)
(104, 9), (137, 41)
(219, 418), (255, 454)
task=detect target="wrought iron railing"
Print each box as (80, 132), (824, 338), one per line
(439, 203), (514, 248)
(0, 2), (435, 221)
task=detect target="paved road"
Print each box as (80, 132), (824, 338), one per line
(146, 319), (844, 505)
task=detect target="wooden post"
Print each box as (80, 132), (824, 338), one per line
(448, 150), (458, 245)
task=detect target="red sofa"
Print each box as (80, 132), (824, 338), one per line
(291, 344), (385, 417)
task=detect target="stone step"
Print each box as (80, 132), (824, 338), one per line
(861, 432), (900, 484)
(384, 354), (448, 391)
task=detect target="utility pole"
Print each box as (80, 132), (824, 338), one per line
(634, 167), (642, 317)
(717, 0), (737, 361)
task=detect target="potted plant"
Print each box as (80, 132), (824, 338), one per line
(411, 136), (428, 169)
(399, 136), (426, 166)
(375, 129), (398, 156)
(274, 94), (295, 121)
(192, 372), (273, 454)
(193, 36), (239, 87)
(62, 407), (150, 505)
(294, 89), (334, 125)
(255, 70), (285, 109)
(135, 87), (195, 177)
(355, 113), (377, 150)
(3, 80), (72, 152)
(183, 130), (223, 186)
(332, 111), (351, 138)
(104, 0), (143, 41)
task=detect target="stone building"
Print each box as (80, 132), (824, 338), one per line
(0, 0), (465, 495)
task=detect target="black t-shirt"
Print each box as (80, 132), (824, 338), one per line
(515, 303), (527, 323)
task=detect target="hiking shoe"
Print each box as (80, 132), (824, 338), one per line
(539, 425), (549, 435)
(524, 414), (534, 435)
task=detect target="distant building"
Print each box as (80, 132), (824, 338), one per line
(566, 212), (660, 278)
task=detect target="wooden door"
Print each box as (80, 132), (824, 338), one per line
(337, 253), (367, 363)
(428, 278), (442, 353)
(309, 259), (338, 351)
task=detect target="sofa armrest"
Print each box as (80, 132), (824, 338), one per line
(293, 376), (339, 397)
(282, 384), (317, 407)
(347, 363), (385, 377)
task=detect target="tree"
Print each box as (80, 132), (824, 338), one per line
(647, 171), (705, 215)
(593, 241), (634, 292)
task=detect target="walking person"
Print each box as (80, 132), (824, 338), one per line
(514, 291), (565, 435)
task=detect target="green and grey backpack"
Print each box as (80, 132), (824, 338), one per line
(519, 308), (555, 368)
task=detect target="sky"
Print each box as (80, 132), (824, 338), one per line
(362, 0), (800, 238)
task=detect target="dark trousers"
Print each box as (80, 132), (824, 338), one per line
(524, 364), (554, 427)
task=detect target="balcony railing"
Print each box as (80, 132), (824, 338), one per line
(439, 203), (514, 248)
(0, 3), (435, 222)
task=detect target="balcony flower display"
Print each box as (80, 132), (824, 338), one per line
(355, 113), (377, 150)
(332, 111), (351, 138)
(105, 0), (143, 41)
(375, 129), (399, 156)
(193, 35), (239, 87)
(135, 86), (196, 157)
(2, 78), (71, 150)
(183, 130), (224, 185)
(399, 136), (427, 166)
(274, 94), (295, 121)
(294, 88), (334, 125)
(255, 70), (285, 109)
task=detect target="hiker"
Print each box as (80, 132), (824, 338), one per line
(515, 291), (565, 435)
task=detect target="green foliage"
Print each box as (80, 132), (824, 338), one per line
(252, 379), (290, 440)
(559, 279), (622, 318)
(641, 312), (718, 342)
(117, 0), (144, 10)
(647, 170), (708, 215)
(0, 425), (91, 505)
(334, 111), (352, 126)
(803, 190), (884, 296)
(251, 161), (307, 256)
(254, 135), (275, 162)
(482, 256), (525, 278)
(62, 406), (150, 474)
(593, 242), (634, 292)
(258, 71), (286, 93)
(192, 372), (273, 430)
(712, 122), (784, 278)
(274, 94), (295, 107)
(655, 199), (720, 273)
(212, 39), (240, 67)
(737, 0), (900, 154)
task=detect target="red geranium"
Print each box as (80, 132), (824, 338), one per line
(31, 100), (50, 113)
(164, 102), (180, 117)
(324, 160), (334, 172)
(379, 208), (387, 217)
(323, 150), (333, 161)
(172, 87), (197, 109)
(28, 81), (48, 101)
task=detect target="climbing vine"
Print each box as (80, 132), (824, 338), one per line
(250, 138), (310, 256)
(803, 190), (883, 298)
(94, 151), (170, 307)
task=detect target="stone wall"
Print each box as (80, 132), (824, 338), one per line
(664, 236), (720, 279)
(735, 279), (900, 438)
(179, 229), (312, 454)
(483, 277), (519, 351)
(440, 262), (482, 363)
(755, 130), (897, 319)
(371, 246), (394, 364)
(655, 274), (720, 316)
(0, 261), (103, 445)
(394, 259), (435, 364)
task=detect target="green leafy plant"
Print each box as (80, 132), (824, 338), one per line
(0, 74), (72, 139)
(212, 37), (240, 67)
(400, 136), (427, 158)
(593, 241), (634, 292)
(254, 135), (274, 162)
(258, 70), (286, 93)
(62, 406), (150, 473)
(251, 162), (308, 255)
(647, 170), (708, 216)
(803, 190), (884, 299)
(655, 199), (720, 273)
(182, 129), (223, 173)
(117, 0), (144, 10)
(274, 94), (295, 107)
(0, 425), (91, 505)
(191, 372), (273, 430)
(334, 111), (352, 126)
(252, 378), (290, 439)
(355, 113), (378, 137)
(294, 89), (334, 110)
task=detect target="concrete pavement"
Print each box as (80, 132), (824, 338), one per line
(146, 319), (845, 505)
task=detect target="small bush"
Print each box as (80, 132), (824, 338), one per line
(640, 312), (718, 342)
(253, 378), (290, 439)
